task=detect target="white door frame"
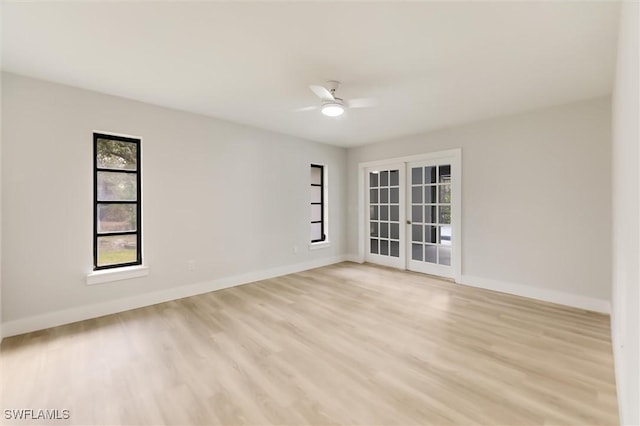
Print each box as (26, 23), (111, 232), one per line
(357, 149), (462, 282)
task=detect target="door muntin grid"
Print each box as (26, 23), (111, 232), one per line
(369, 169), (401, 258)
(410, 164), (451, 265)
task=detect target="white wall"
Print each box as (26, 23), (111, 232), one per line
(611, 2), (640, 425)
(1, 73), (347, 333)
(347, 98), (612, 309)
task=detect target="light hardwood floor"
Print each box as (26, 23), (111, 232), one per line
(1, 262), (618, 425)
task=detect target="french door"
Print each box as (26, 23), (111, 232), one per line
(364, 164), (405, 268)
(406, 159), (453, 277)
(364, 151), (460, 280)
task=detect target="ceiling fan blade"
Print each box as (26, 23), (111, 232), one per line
(309, 85), (335, 101)
(292, 105), (318, 112)
(348, 98), (378, 109)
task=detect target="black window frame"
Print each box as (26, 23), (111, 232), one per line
(93, 133), (142, 270)
(311, 164), (326, 243)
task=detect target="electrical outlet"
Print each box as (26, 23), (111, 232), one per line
(187, 260), (196, 271)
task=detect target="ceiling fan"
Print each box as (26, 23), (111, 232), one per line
(296, 80), (378, 117)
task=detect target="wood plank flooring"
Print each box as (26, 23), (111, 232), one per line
(1, 262), (618, 425)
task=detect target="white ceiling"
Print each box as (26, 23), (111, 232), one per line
(2, 1), (620, 147)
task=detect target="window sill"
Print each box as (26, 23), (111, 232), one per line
(86, 265), (149, 286)
(309, 241), (331, 250)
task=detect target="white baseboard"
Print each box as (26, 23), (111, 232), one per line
(459, 274), (611, 314)
(2, 255), (349, 338)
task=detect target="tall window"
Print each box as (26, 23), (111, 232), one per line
(94, 133), (141, 270)
(310, 164), (326, 243)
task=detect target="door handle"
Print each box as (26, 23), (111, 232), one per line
(406, 220), (412, 225)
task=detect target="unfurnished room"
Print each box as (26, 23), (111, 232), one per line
(0, 1), (638, 425)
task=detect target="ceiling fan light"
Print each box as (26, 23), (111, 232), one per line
(321, 102), (345, 117)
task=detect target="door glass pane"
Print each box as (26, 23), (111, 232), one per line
(97, 234), (137, 267)
(425, 166), (436, 184)
(380, 240), (389, 255)
(380, 205), (389, 220)
(380, 171), (389, 187)
(390, 241), (400, 257)
(425, 245), (437, 263)
(412, 224), (422, 242)
(425, 186), (436, 204)
(412, 167), (422, 184)
(390, 223), (399, 240)
(369, 173), (379, 188)
(370, 206), (378, 220)
(390, 170), (399, 186)
(438, 165), (451, 183)
(412, 186), (422, 203)
(439, 246), (451, 266)
(370, 239), (379, 254)
(390, 205), (399, 221)
(412, 206), (422, 223)
(390, 187), (399, 203)
(380, 222), (389, 238)
(425, 205), (436, 224)
(412, 243), (423, 261)
(438, 206), (451, 224)
(439, 226), (452, 246)
(370, 222), (379, 237)
(425, 225), (437, 243)
(380, 188), (389, 203)
(370, 189), (378, 203)
(439, 185), (451, 204)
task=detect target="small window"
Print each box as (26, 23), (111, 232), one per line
(310, 164), (326, 243)
(94, 133), (142, 270)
